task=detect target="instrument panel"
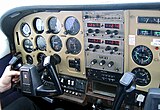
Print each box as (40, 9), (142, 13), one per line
(12, 9), (160, 104)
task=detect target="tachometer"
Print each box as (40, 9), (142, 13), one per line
(50, 35), (62, 52)
(48, 17), (61, 34)
(33, 18), (44, 34)
(20, 23), (31, 37)
(36, 35), (46, 51)
(131, 67), (151, 86)
(66, 37), (81, 54)
(64, 16), (80, 35)
(23, 39), (33, 53)
(132, 45), (153, 66)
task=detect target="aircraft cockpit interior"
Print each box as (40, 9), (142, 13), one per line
(0, 2), (160, 110)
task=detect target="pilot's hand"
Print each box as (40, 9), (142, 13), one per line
(0, 65), (20, 93)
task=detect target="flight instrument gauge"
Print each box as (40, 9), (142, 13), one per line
(37, 52), (46, 63)
(64, 16), (80, 35)
(20, 23), (31, 37)
(50, 35), (62, 52)
(48, 17), (61, 34)
(131, 67), (151, 86)
(33, 18), (44, 34)
(132, 45), (153, 66)
(36, 35), (46, 51)
(26, 55), (33, 64)
(66, 37), (81, 54)
(23, 39), (33, 53)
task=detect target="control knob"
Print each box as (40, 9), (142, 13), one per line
(105, 46), (111, 51)
(91, 59), (97, 65)
(95, 29), (100, 34)
(99, 60), (106, 66)
(105, 30), (111, 34)
(88, 44), (94, 48)
(107, 61), (114, 68)
(95, 45), (100, 49)
(112, 30), (118, 35)
(88, 29), (93, 33)
(113, 47), (118, 52)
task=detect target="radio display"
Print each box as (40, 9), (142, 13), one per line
(88, 39), (101, 43)
(105, 24), (119, 29)
(105, 40), (119, 45)
(87, 23), (101, 28)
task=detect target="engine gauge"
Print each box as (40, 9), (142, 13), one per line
(36, 35), (46, 51)
(50, 35), (62, 52)
(23, 39), (33, 53)
(33, 18), (44, 34)
(48, 17), (61, 34)
(20, 23), (31, 37)
(26, 55), (33, 64)
(37, 52), (46, 63)
(66, 37), (81, 54)
(131, 67), (151, 86)
(132, 45), (153, 66)
(64, 16), (80, 35)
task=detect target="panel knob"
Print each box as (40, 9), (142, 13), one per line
(99, 60), (106, 66)
(108, 61), (114, 68)
(91, 59), (97, 65)
(105, 46), (111, 51)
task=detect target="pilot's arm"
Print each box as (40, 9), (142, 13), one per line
(0, 65), (20, 110)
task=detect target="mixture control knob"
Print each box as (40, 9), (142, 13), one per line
(91, 59), (97, 65)
(108, 61), (114, 68)
(95, 45), (100, 49)
(113, 47), (118, 52)
(88, 29), (93, 33)
(105, 30), (111, 34)
(112, 30), (118, 35)
(95, 29), (100, 34)
(105, 46), (111, 51)
(88, 44), (94, 48)
(99, 60), (106, 66)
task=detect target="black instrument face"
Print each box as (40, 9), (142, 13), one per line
(23, 39), (33, 53)
(131, 67), (151, 86)
(37, 52), (46, 63)
(20, 23), (31, 37)
(26, 55), (33, 64)
(50, 35), (62, 52)
(33, 18), (44, 34)
(48, 17), (61, 34)
(36, 35), (46, 51)
(132, 45), (153, 66)
(66, 37), (81, 54)
(64, 16), (80, 35)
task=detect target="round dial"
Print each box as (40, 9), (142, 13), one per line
(66, 37), (81, 54)
(26, 55), (33, 64)
(23, 39), (33, 53)
(36, 35), (46, 51)
(64, 16), (80, 35)
(50, 35), (62, 52)
(131, 67), (151, 86)
(20, 23), (31, 37)
(48, 17), (61, 34)
(33, 18), (44, 34)
(132, 45), (153, 66)
(37, 53), (46, 63)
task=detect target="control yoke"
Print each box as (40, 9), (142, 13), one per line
(112, 72), (136, 110)
(20, 54), (63, 97)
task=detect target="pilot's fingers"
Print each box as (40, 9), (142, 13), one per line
(5, 65), (20, 76)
